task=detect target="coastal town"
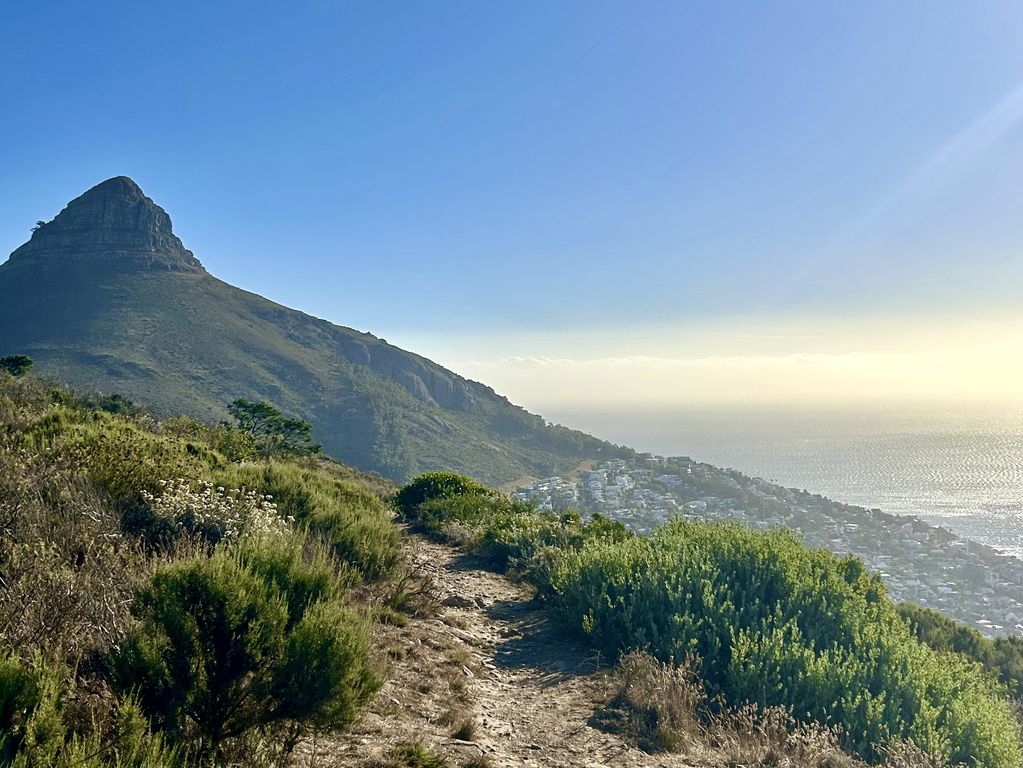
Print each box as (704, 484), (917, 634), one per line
(514, 456), (1023, 637)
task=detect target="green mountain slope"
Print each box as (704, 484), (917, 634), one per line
(0, 177), (625, 482)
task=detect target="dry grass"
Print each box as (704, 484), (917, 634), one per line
(383, 550), (440, 617)
(599, 651), (706, 753)
(441, 612), (470, 630)
(601, 653), (863, 767)
(601, 653), (960, 767)
(0, 450), (153, 660)
(449, 718), (477, 741)
(709, 705), (851, 768)
(874, 740), (951, 768)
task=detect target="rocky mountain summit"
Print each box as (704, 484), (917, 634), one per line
(0, 177), (619, 481)
(6, 177), (204, 274)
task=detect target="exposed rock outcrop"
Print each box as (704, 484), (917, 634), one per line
(5, 176), (204, 274)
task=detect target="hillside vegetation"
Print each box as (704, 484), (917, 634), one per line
(4, 368), (1023, 768)
(898, 602), (1023, 702)
(0, 372), (400, 766)
(396, 472), (1023, 768)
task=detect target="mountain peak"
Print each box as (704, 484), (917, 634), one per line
(83, 175), (146, 199)
(3, 177), (204, 274)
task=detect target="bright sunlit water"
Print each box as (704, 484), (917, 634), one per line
(551, 403), (1023, 557)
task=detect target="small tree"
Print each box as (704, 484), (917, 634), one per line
(227, 399), (320, 461)
(0, 355), (33, 377)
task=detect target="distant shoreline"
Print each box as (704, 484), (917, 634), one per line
(546, 402), (1023, 557)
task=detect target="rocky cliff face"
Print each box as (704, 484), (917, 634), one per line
(5, 177), (203, 274)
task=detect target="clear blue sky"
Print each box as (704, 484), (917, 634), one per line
(2, 2), (1022, 406)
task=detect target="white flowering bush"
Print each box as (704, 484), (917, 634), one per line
(141, 479), (293, 543)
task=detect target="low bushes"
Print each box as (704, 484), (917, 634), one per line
(399, 472), (629, 574)
(0, 655), (183, 768)
(898, 602), (1023, 701)
(113, 536), (378, 763)
(393, 471), (494, 519)
(216, 463), (399, 579)
(551, 521), (1022, 765)
(5, 378), (400, 581)
(396, 473), (1023, 768)
(0, 376), (397, 765)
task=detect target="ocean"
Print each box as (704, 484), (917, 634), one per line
(549, 403), (1023, 557)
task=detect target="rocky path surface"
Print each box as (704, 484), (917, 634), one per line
(299, 537), (699, 768)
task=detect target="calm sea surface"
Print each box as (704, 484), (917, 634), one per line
(550, 404), (1023, 557)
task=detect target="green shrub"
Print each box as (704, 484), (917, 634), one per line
(406, 480), (631, 572)
(899, 601), (1023, 701)
(236, 532), (355, 628)
(113, 554), (289, 750)
(394, 472), (494, 519)
(113, 549), (377, 762)
(0, 656), (181, 768)
(269, 598), (378, 736)
(0, 654), (46, 762)
(16, 408), (214, 511)
(159, 417), (259, 463)
(549, 521), (1022, 766)
(216, 463), (399, 579)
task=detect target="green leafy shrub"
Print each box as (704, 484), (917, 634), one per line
(217, 463), (399, 579)
(113, 555), (288, 749)
(17, 408), (213, 509)
(236, 533), (356, 627)
(158, 417), (259, 463)
(393, 472), (494, 519)
(549, 521), (1022, 766)
(0, 654), (46, 762)
(899, 602), (1023, 701)
(0, 656), (181, 768)
(113, 547), (377, 762)
(399, 474), (630, 573)
(268, 598), (379, 738)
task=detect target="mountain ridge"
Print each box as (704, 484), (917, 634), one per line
(0, 177), (626, 482)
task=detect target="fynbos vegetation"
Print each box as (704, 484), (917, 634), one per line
(396, 472), (1023, 768)
(4, 367), (1022, 767)
(0, 372), (399, 766)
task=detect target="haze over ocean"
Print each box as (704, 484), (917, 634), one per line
(548, 403), (1023, 557)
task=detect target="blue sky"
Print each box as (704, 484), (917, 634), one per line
(2, 2), (1022, 407)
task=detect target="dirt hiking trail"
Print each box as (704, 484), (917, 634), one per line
(299, 536), (700, 767)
